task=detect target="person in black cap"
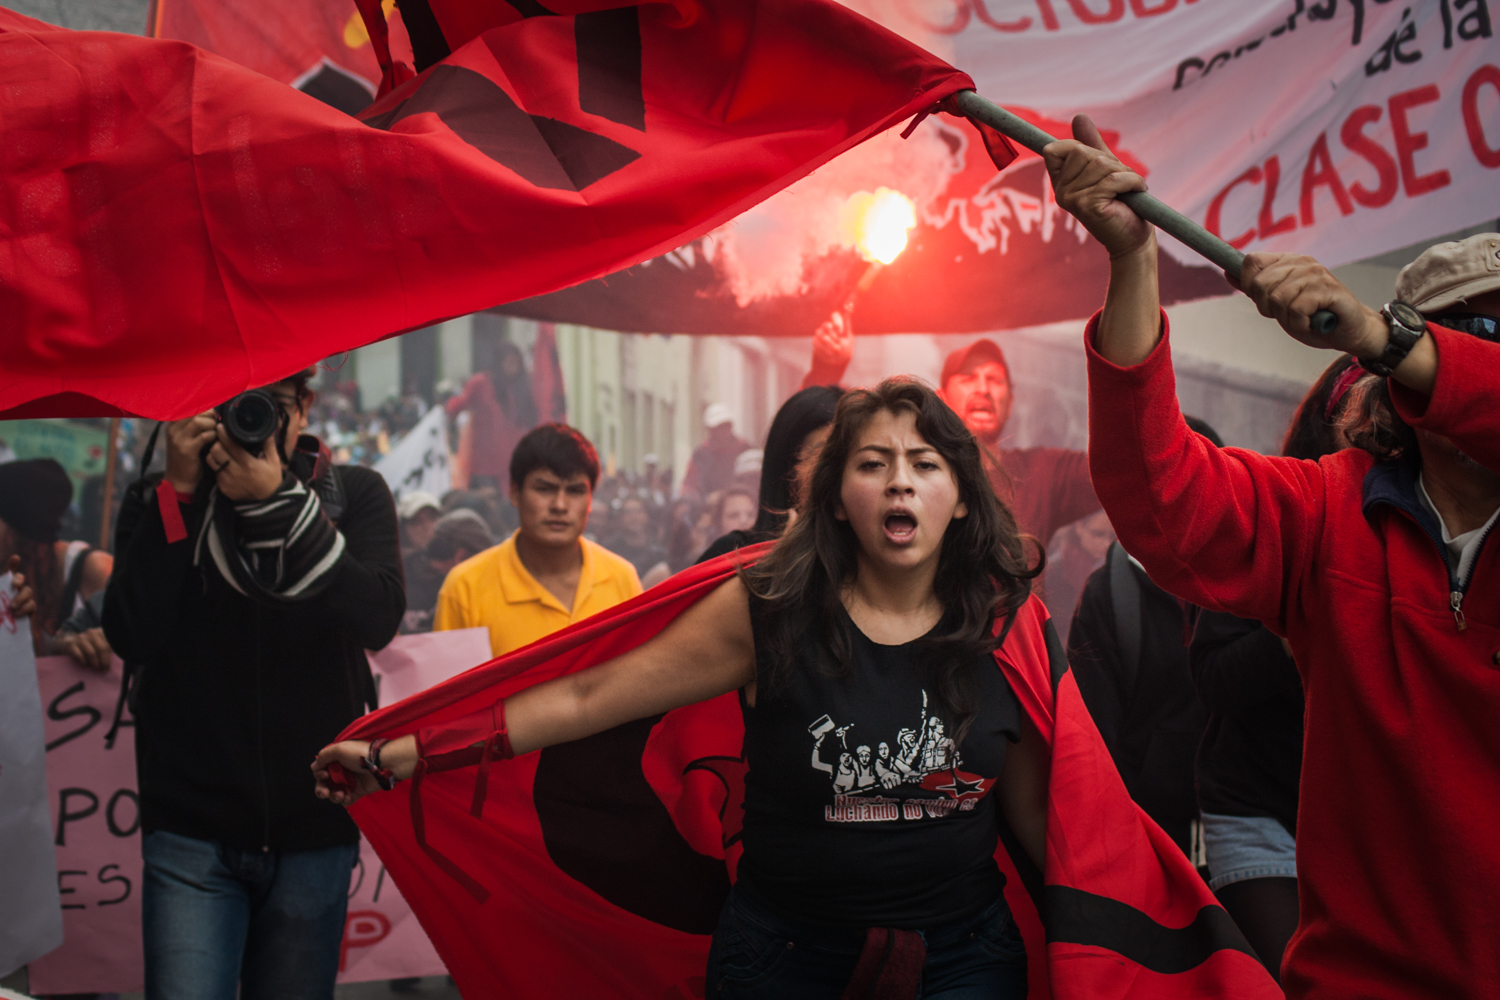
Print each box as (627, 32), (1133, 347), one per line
(937, 339), (1101, 558)
(0, 457), (115, 666)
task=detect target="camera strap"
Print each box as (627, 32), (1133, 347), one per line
(291, 434), (345, 524)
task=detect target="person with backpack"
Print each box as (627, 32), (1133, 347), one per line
(102, 369), (404, 1000)
(1066, 417), (1222, 856)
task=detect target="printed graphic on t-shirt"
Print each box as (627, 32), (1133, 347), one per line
(808, 690), (995, 824)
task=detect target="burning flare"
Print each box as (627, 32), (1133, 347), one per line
(841, 188), (917, 265)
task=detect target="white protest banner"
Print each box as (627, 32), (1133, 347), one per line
(26, 627), (492, 994)
(899, 0), (1499, 268)
(0, 580), (63, 978)
(375, 406), (452, 505)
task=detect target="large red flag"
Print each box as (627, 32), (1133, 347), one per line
(0, 1), (970, 420)
(339, 545), (1280, 999)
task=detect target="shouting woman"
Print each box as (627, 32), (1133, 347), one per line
(314, 378), (1274, 1000)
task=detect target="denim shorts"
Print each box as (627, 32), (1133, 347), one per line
(1200, 812), (1297, 891)
(705, 882), (1027, 999)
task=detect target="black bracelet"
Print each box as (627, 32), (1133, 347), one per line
(365, 738), (395, 792)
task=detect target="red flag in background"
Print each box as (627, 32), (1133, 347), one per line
(531, 322), (567, 424)
(147, 0), (412, 112)
(0, 0), (971, 420)
(339, 546), (1280, 1000)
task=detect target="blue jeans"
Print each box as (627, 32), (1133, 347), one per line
(706, 884), (1027, 999)
(1200, 812), (1298, 891)
(141, 830), (358, 1000)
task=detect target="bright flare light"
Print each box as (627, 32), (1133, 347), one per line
(841, 188), (917, 265)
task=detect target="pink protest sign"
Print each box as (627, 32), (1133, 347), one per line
(27, 628), (492, 994)
(27, 656), (143, 995)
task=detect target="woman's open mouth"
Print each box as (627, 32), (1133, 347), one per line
(883, 511), (917, 544)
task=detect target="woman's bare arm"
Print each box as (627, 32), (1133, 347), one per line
(998, 712), (1049, 872)
(314, 576), (756, 804)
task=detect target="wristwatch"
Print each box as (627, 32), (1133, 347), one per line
(1360, 301), (1427, 377)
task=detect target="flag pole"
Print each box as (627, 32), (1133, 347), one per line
(950, 91), (1338, 337)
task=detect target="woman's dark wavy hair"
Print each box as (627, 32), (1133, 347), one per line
(742, 377), (1041, 744)
(753, 384), (844, 536)
(1337, 372), (1418, 462)
(1281, 353), (1360, 461)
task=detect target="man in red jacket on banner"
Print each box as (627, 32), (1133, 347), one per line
(1048, 114), (1500, 998)
(311, 376), (1278, 999)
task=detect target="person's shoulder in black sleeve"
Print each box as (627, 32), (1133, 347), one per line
(102, 473), (208, 665)
(317, 465), (405, 651)
(1190, 609), (1301, 715)
(1067, 561), (1128, 760)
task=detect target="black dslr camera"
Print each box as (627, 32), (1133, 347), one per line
(215, 389), (284, 452)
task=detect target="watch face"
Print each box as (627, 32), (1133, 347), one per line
(1389, 301), (1426, 331)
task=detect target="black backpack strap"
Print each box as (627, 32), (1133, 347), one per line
(58, 544), (97, 623)
(1107, 541), (1142, 687)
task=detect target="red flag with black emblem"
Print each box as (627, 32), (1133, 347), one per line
(339, 545), (1280, 1000)
(0, 0), (970, 419)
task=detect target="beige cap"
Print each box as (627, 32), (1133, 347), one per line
(1395, 233), (1500, 313)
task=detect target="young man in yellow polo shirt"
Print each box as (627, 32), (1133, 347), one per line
(434, 423), (642, 657)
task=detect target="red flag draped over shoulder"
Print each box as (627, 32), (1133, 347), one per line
(339, 544), (1280, 1000)
(0, 1), (969, 420)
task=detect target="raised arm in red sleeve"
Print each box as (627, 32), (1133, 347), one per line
(1389, 323), (1500, 471)
(1084, 312), (1337, 633)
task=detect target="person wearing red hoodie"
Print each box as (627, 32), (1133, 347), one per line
(1045, 113), (1500, 998)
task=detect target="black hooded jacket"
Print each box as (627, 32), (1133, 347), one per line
(103, 461), (404, 851)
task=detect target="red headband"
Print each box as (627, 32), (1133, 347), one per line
(1324, 364), (1365, 422)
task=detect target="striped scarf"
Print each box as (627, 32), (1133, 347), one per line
(194, 472), (345, 601)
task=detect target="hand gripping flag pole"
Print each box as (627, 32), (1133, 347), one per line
(950, 90), (1339, 338)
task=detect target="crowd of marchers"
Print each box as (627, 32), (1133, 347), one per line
(5, 160), (1500, 999)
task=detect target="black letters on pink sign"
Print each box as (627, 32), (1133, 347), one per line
(56, 787), (99, 846)
(366, 65), (641, 190)
(46, 682), (101, 752)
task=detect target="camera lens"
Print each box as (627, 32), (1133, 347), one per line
(217, 390), (280, 450)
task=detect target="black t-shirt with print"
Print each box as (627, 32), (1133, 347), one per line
(737, 595), (1023, 927)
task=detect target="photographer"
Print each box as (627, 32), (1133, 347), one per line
(103, 370), (404, 1000)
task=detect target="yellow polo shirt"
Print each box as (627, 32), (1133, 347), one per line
(433, 533), (643, 657)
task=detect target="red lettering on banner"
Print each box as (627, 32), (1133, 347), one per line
(1300, 132), (1354, 226)
(1463, 64), (1500, 168)
(340, 910), (392, 971)
(1258, 155), (1297, 239)
(1206, 165), (1261, 249)
(1340, 105), (1400, 207)
(1389, 84), (1452, 197)
(899, 0), (1196, 32)
(1066, 0), (1124, 23)
(972, 0), (1033, 31)
(897, 0), (970, 33)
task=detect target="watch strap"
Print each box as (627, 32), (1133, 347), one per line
(1360, 302), (1425, 377)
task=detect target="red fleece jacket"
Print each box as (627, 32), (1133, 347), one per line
(1086, 314), (1500, 999)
